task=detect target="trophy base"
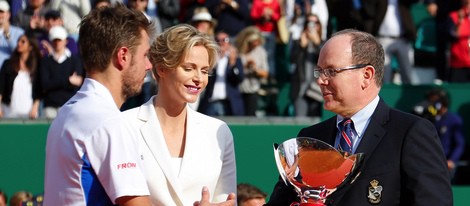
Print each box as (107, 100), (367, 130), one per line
(290, 202), (325, 206)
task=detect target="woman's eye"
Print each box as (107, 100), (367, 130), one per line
(183, 66), (193, 71)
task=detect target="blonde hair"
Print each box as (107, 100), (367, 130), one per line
(234, 26), (264, 54)
(150, 24), (219, 81)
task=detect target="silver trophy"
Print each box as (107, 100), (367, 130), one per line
(274, 137), (365, 206)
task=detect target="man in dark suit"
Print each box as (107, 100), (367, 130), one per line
(327, 0), (388, 35)
(266, 29), (452, 205)
(198, 31), (245, 116)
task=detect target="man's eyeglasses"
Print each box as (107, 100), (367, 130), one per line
(313, 64), (370, 79)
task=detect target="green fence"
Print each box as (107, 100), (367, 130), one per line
(0, 121), (469, 205)
(0, 122), (305, 201)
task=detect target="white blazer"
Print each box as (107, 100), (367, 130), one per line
(123, 96), (237, 206)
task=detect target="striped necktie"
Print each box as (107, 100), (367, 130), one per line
(339, 118), (354, 153)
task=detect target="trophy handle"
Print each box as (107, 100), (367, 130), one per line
(273, 143), (289, 185)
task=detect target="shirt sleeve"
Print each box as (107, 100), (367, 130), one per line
(84, 117), (149, 204)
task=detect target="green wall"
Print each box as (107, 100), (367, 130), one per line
(0, 122), (469, 205)
(231, 124), (306, 195)
(0, 123), (48, 199)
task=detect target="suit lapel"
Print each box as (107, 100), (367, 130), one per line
(137, 101), (184, 201)
(355, 99), (389, 161)
(300, 116), (337, 145)
(322, 117), (339, 146)
(330, 99), (389, 203)
(178, 108), (203, 183)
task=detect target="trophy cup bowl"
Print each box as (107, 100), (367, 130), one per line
(273, 137), (365, 206)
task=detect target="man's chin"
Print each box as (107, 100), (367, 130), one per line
(123, 88), (142, 100)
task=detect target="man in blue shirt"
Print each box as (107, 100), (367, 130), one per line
(0, 0), (24, 70)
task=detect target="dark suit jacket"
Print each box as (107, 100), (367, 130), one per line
(266, 98), (453, 206)
(396, 0), (419, 41)
(206, 0), (251, 37)
(328, 0), (388, 35)
(328, 0), (417, 41)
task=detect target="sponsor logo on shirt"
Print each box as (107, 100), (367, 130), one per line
(117, 162), (137, 170)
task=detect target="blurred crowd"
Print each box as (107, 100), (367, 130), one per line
(0, 190), (43, 206)
(0, 0), (469, 119)
(1, 183), (269, 206)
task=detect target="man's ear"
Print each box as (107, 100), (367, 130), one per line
(362, 65), (375, 89)
(115, 47), (130, 71)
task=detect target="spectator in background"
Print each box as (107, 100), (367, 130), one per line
(38, 26), (83, 119)
(237, 183), (267, 206)
(377, 0), (417, 85)
(413, 88), (466, 181)
(0, 33), (42, 119)
(187, 6), (217, 110)
(0, 190), (7, 206)
(206, 0), (251, 38)
(308, 0), (329, 41)
(19, 194), (43, 206)
(37, 9), (79, 57)
(93, 0), (112, 9)
(121, 0), (162, 110)
(425, 0), (462, 82)
(0, 0), (24, 69)
(49, 0), (91, 40)
(11, 0), (49, 35)
(127, 0), (162, 34)
(287, 1), (304, 44)
(198, 30), (245, 116)
(250, 0), (280, 79)
(157, 0), (180, 30)
(191, 7), (217, 36)
(328, 0), (387, 35)
(235, 26), (269, 116)
(146, 0), (158, 19)
(448, 0), (470, 82)
(289, 13), (323, 117)
(179, 0), (204, 24)
(9, 0), (24, 18)
(9, 191), (32, 206)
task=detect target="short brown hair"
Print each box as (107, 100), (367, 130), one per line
(78, 3), (155, 73)
(237, 183), (267, 205)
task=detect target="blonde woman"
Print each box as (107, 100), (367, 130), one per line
(235, 26), (269, 116)
(124, 24), (236, 205)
